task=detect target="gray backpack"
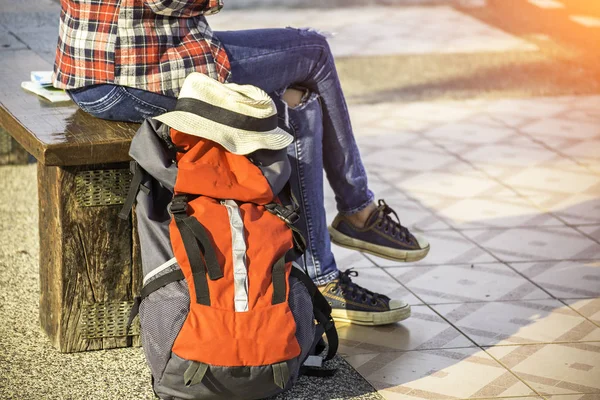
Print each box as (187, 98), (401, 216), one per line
(121, 118), (338, 400)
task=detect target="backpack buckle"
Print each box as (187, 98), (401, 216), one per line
(266, 203), (299, 225)
(280, 208), (299, 225)
(168, 195), (188, 215)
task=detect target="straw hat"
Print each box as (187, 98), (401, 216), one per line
(154, 72), (293, 155)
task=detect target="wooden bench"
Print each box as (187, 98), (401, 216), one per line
(0, 49), (143, 352)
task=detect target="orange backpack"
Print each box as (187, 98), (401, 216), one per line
(123, 120), (338, 400)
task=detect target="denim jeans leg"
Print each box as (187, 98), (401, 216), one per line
(282, 93), (339, 285)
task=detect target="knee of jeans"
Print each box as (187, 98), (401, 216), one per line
(286, 27), (332, 51)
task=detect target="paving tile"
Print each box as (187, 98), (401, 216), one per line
(557, 139), (600, 163)
(393, 170), (502, 199)
(435, 196), (565, 229)
(401, 193), (463, 220)
(534, 156), (600, 178)
(546, 194), (600, 225)
(424, 121), (519, 145)
(579, 225), (600, 242)
(562, 108), (600, 125)
(6, 27), (57, 62)
(351, 105), (441, 133)
(337, 305), (473, 356)
(433, 299), (600, 346)
(543, 396), (600, 400)
(388, 263), (551, 304)
(366, 230), (496, 267)
(369, 174), (410, 199)
(323, 171), (404, 207)
(394, 198), (453, 232)
(486, 344), (600, 395)
(500, 167), (600, 196)
(0, 25), (28, 52)
(355, 131), (432, 149)
(460, 142), (558, 169)
(520, 118), (600, 141)
(571, 96), (600, 110)
(363, 146), (459, 175)
(510, 261), (600, 299)
(461, 227), (600, 262)
(566, 298), (600, 325)
(432, 141), (489, 160)
(482, 99), (570, 120)
(504, 185), (564, 211)
(348, 347), (535, 399)
(350, 100), (483, 138)
(580, 163), (600, 177)
(370, 100), (481, 125)
(495, 133), (552, 150)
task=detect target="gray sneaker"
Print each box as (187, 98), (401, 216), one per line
(328, 199), (430, 262)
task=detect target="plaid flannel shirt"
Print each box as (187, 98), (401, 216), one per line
(53, 0), (231, 97)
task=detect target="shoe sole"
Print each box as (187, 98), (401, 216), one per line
(331, 304), (411, 326)
(328, 227), (430, 263)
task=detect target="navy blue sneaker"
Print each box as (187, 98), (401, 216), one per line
(328, 199), (430, 262)
(319, 269), (410, 326)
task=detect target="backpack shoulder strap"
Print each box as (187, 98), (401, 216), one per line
(169, 194), (224, 306)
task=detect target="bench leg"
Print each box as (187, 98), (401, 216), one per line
(38, 163), (143, 352)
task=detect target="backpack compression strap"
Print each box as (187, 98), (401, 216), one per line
(169, 195), (223, 306)
(270, 249), (306, 306)
(119, 161), (150, 220)
(127, 268), (185, 330)
(290, 268), (338, 361)
(266, 183), (307, 262)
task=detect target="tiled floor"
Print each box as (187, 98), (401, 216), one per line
(324, 95), (600, 400)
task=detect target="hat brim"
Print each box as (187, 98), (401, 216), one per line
(154, 110), (293, 155)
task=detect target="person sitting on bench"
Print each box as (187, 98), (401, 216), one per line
(53, 0), (430, 326)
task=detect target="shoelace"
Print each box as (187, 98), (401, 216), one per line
(334, 269), (386, 306)
(374, 199), (410, 241)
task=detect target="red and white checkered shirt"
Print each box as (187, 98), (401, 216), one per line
(53, 0), (231, 97)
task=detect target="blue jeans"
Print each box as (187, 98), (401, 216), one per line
(67, 28), (374, 285)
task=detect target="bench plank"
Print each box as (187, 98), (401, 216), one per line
(0, 49), (138, 166)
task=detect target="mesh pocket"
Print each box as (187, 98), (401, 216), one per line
(139, 280), (189, 381)
(288, 276), (316, 369)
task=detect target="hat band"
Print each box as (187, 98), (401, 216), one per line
(175, 97), (279, 132)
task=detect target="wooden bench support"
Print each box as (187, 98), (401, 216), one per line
(38, 162), (142, 352)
